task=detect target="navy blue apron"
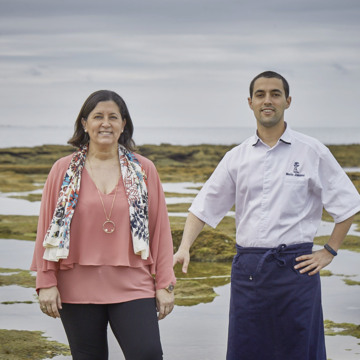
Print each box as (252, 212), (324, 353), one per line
(227, 243), (326, 360)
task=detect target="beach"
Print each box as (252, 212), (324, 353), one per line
(0, 144), (360, 359)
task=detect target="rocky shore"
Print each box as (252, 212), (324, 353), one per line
(1, 143), (360, 358)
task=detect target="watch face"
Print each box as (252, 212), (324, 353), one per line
(167, 284), (174, 292)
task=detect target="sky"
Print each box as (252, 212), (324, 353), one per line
(1, 0), (360, 131)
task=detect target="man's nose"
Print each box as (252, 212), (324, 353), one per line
(264, 94), (272, 104)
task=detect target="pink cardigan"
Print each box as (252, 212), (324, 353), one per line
(31, 152), (176, 303)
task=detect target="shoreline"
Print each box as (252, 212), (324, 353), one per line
(1, 143), (360, 185)
(1, 125), (359, 149)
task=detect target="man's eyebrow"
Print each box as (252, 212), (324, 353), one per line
(254, 89), (283, 94)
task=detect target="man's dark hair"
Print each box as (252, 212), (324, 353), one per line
(249, 71), (290, 99)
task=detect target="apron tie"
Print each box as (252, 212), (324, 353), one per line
(255, 244), (287, 274)
(235, 242), (313, 279)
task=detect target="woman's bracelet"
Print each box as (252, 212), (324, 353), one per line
(324, 244), (337, 256)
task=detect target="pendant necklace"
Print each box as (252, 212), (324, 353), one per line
(88, 158), (119, 234)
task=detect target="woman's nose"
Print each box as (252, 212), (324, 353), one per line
(101, 117), (111, 126)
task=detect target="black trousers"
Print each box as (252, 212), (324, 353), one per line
(59, 298), (163, 360)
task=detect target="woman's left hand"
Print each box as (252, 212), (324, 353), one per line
(156, 289), (174, 320)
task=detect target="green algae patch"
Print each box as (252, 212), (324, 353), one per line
(174, 261), (232, 287)
(172, 228), (236, 262)
(0, 171), (46, 193)
(0, 145), (74, 193)
(175, 261), (232, 277)
(347, 172), (360, 192)
(169, 216), (186, 230)
(328, 144), (360, 168)
(1, 301), (35, 305)
(0, 329), (70, 359)
(320, 270), (333, 277)
(324, 320), (360, 339)
(174, 280), (218, 306)
(314, 235), (360, 253)
(173, 262), (231, 306)
(0, 144), (233, 187)
(171, 215), (236, 263)
(212, 216), (236, 239)
(0, 215), (38, 241)
(8, 193), (42, 202)
(138, 143), (233, 182)
(167, 203), (191, 213)
(1, 144), (359, 188)
(164, 192), (195, 198)
(343, 279), (360, 286)
(0, 268), (35, 288)
(0, 145), (74, 170)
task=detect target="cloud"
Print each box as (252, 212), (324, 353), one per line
(0, 0), (359, 131)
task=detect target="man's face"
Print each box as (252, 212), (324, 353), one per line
(248, 77), (291, 129)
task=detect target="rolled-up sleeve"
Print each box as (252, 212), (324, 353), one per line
(317, 148), (360, 223)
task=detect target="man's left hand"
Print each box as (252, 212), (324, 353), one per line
(294, 248), (334, 276)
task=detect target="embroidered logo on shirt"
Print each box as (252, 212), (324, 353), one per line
(286, 162), (305, 177)
(293, 162), (300, 174)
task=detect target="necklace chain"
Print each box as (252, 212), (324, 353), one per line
(88, 158), (119, 234)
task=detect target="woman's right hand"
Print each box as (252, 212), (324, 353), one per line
(39, 286), (62, 318)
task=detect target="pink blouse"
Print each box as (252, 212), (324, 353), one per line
(30, 153), (176, 304)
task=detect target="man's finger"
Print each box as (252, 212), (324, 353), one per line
(182, 259), (189, 273)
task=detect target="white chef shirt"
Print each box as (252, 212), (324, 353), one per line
(189, 125), (360, 247)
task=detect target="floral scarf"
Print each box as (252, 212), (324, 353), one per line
(43, 144), (149, 261)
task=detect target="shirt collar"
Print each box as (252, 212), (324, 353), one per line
(252, 122), (292, 146)
(279, 123), (292, 144)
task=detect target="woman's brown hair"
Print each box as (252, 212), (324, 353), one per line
(68, 90), (136, 151)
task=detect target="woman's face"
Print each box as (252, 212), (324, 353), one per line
(82, 100), (126, 149)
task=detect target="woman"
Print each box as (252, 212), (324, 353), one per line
(31, 90), (176, 360)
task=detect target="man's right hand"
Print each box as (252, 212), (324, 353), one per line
(173, 248), (191, 273)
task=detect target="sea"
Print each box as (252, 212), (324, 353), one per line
(0, 125), (359, 148)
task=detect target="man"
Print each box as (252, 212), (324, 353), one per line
(173, 71), (360, 360)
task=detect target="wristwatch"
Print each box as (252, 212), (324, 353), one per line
(164, 283), (175, 293)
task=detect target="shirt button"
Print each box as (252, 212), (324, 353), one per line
(249, 276), (253, 281)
